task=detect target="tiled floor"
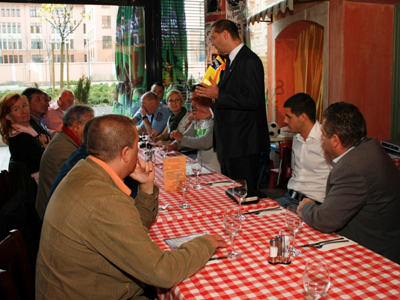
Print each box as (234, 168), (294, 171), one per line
(0, 145), (10, 170)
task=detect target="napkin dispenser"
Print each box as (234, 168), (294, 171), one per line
(268, 236), (291, 265)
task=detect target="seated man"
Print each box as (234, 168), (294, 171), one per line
(151, 81), (165, 104)
(170, 88), (220, 172)
(36, 115), (226, 299)
(298, 102), (400, 264)
(36, 105), (94, 219)
(47, 118), (138, 205)
(21, 87), (52, 140)
(132, 91), (171, 136)
(275, 93), (331, 208)
(44, 89), (75, 136)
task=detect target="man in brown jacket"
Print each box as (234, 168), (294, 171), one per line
(36, 115), (226, 299)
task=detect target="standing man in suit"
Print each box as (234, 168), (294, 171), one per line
(298, 102), (400, 264)
(196, 19), (270, 191)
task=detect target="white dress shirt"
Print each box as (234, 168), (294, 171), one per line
(287, 122), (332, 202)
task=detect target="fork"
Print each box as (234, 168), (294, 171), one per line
(309, 240), (349, 249)
(160, 203), (170, 210)
(301, 237), (346, 248)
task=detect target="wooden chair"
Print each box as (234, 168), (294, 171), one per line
(268, 142), (293, 188)
(0, 230), (35, 300)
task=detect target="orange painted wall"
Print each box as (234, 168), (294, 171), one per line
(329, 1), (394, 141)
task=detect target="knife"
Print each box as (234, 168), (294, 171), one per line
(204, 180), (233, 186)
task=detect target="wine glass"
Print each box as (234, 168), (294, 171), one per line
(144, 149), (157, 182)
(158, 142), (169, 169)
(191, 159), (203, 189)
(303, 259), (331, 299)
(176, 173), (190, 208)
(223, 209), (242, 259)
(233, 179), (247, 220)
(285, 204), (304, 256)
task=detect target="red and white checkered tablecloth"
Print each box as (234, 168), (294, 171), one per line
(149, 213), (400, 300)
(141, 149), (280, 223)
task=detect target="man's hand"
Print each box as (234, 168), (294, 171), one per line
(38, 134), (50, 148)
(297, 198), (315, 213)
(203, 234), (227, 249)
(196, 80), (219, 102)
(190, 107), (212, 122)
(130, 158), (155, 194)
(170, 130), (183, 142)
(140, 106), (147, 118)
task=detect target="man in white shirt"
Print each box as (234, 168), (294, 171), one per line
(275, 93), (331, 208)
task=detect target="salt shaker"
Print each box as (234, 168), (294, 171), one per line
(268, 239), (278, 264)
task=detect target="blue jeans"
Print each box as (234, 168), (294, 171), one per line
(274, 193), (300, 208)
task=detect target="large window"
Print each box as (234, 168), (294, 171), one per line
(32, 55), (43, 63)
(31, 39), (43, 49)
(102, 36), (112, 49)
(102, 15), (111, 29)
(29, 6), (40, 17)
(30, 23), (42, 33)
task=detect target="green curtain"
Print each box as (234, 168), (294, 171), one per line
(113, 6), (146, 117)
(161, 0), (188, 86)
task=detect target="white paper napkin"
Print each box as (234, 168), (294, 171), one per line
(317, 239), (357, 251)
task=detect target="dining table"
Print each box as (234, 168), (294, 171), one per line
(141, 147), (400, 300)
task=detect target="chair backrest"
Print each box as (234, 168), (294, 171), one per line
(280, 146), (292, 178)
(8, 160), (37, 204)
(278, 142), (292, 159)
(0, 170), (14, 210)
(0, 230), (35, 300)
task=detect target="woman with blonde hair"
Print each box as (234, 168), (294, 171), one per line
(0, 93), (50, 183)
(153, 89), (191, 142)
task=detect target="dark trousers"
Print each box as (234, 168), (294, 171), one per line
(220, 153), (260, 191)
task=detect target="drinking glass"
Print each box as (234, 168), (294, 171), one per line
(233, 179), (247, 220)
(141, 133), (150, 148)
(191, 159), (203, 189)
(303, 259), (331, 299)
(176, 173), (190, 208)
(158, 142), (169, 169)
(285, 204), (304, 256)
(144, 149), (157, 182)
(223, 209), (242, 259)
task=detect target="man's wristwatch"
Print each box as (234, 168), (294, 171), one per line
(142, 116), (148, 120)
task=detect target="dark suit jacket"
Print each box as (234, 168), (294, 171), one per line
(214, 45), (270, 160)
(302, 138), (400, 264)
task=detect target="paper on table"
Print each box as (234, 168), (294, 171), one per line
(186, 165), (213, 176)
(317, 239), (356, 251)
(164, 156), (186, 192)
(257, 208), (284, 217)
(164, 232), (208, 249)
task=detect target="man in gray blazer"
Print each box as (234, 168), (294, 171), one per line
(298, 102), (400, 264)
